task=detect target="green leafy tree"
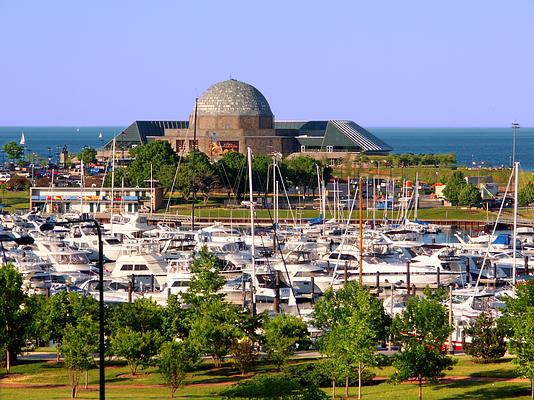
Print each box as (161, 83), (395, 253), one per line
(188, 300), (239, 368)
(175, 150), (217, 203)
(180, 247), (226, 308)
(112, 326), (162, 375)
(230, 337), (257, 376)
(313, 283), (390, 399)
(458, 183), (481, 207)
(158, 339), (199, 398)
(262, 313), (310, 371)
(3, 141), (24, 162)
(252, 154), (272, 195)
(129, 141), (178, 187)
(215, 151), (247, 198)
(286, 156), (331, 196)
(109, 298), (165, 335)
(38, 291), (99, 362)
(0, 264), (26, 372)
(390, 297), (454, 400)
(61, 316), (98, 398)
(501, 281), (534, 400)
(508, 308), (534, 400)
(442, 171), (466, 205)
(162, 294), (191, 339)
(78, 147), (97, 164)
(103, 166), (130, 188)
(519, 183), (534, 206)
(463, 312), (506, 363)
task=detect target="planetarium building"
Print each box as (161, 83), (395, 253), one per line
(109, 79), (392, 160)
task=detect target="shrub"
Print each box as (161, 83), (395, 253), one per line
(464, 312), (507, 363)
(284, 362), (376, 388)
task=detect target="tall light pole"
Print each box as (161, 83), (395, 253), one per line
(512, 121), (520, 167)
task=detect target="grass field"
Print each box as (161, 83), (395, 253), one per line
(169, 205), (492, 222)
(0, 354), (531, 400)
(0, 190), (29, 212)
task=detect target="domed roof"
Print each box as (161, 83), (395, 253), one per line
(196, 79), (273, 117)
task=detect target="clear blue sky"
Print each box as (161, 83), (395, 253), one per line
(1, 0), (532, 127)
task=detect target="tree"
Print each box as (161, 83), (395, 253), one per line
(109, 298), (165, 335)
(501, 281), (534, 400)
(0, 264), (26, 373)
(286, 156), (331, 196)
(313, 283), (390, 399)
(519, 183), (534, 206)
(463, 312), (506, 363)
(188, 300), (239, 368)
(508, 308), (534, 400)
(230, 337), (257, 376)
(442, 171), (466, 205)
(78, 147), (97, 164)
(389, 297), (454, 400)
(262, 313), (310, 371)
(180, 247), (226, 308)
(158, 339), (199, 398)
(3, 141), (24, 162)
(458, 184), (481, 207)
(103, 166), (130, 188)
(38, 291), (99, 362)
(216, 151), (247, 198)
(4, 175), (30, 191)
(112, 326), (162, 375)
(175, 150), (217, 203)
(129, 141), (178, 188)
(61, 316), (98, 398)
(252, 154), (272, 195)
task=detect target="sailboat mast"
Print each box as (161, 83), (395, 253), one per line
(359, 176), (363, 287)
(414, 172), (419, 220)
(192, 97), (198, 231)
(512, 161), (519, 286)
(247, 147), (257, 315)
(110, 137), (116, 233)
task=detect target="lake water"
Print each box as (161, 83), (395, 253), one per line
(1, 126), (533, 169)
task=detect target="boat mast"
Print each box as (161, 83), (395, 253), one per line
(359, 176), (363, 287)
(247, 147), (257, 315)
(414, 172), (419, 220)
(110, 137), (116, 234)
(191, 98), (198, 231)
(512, 161), (519, 286)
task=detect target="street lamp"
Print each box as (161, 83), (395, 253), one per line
(40, 218), (105, 400)
(512, 121), (520, 167)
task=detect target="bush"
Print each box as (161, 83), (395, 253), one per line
(221, 374), (328, 400)
(464, 312), (507, 363)
(221, 374), (300, 398)
(284, 362), (376, 388)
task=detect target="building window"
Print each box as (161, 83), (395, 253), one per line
(189, 140), (198, 150)
(300, 145), (306, 152)
(329, 158), (336, 166)
(326, 145), (333, 153)
(176, 140), (185, 151)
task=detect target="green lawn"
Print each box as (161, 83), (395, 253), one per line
(0, 355), (530, 400)
(169, 205), (492, 222)
(0, 190), (29, 212)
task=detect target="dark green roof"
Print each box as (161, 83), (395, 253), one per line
(103, 121), (188, 149)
